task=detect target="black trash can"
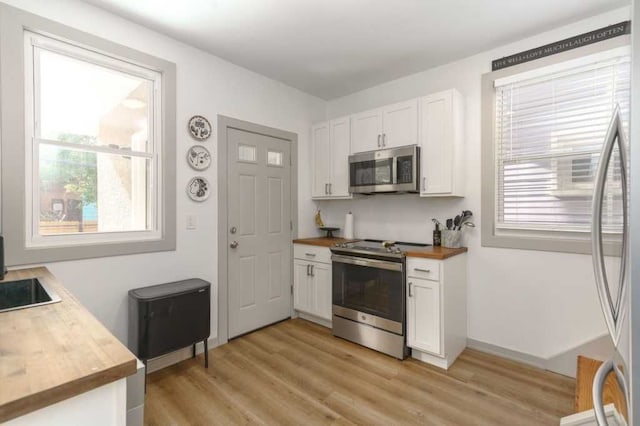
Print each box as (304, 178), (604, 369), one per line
(128, 278), (211, 368)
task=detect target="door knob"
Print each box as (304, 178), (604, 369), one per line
(230, 241), (239, 249)
(230, 226), (237, 234)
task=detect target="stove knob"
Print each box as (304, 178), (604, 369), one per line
(394, 247), (402, 254)
(386, 247), (393, 253)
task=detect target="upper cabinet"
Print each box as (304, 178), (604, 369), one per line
(351, 99), (419, 153)
(311, 117), (352, 199)
(419, 89), (464, 197)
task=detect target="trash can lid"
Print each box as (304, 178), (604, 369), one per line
(128, 278), (211, 300)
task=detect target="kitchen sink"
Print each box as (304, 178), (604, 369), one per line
(0, 277), (62, 313)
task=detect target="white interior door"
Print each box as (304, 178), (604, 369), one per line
(227, 127), (292, 338)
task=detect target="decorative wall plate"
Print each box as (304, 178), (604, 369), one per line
(187, 145), (211, 171)
(188, 115), (212, 140)
(186, 176), (210, 202)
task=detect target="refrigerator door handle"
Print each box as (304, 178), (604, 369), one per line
(591, 105), (629, 347)
(593, 359), (629, 426)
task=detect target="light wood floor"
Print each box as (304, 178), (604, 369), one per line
(145, 318), (575, 425)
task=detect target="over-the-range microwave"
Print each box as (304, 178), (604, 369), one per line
(348, 145), (420, 194)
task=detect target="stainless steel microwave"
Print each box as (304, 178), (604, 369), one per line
(348, 145), (420, 194)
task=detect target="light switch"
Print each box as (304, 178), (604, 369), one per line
(186, 214), (197, 230)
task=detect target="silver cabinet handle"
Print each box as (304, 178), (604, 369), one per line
(306, 264), (310, 276)
(592, 358), (629, 426)
(377, 134), (381, 148)
(408, 282), (413, 297)
(591, 105), (628, 347)
(423, 177), (426, 191)
(329, 183), (332, 194)
(310, 264), (315, 277)
(230, 241), (239, 249)
(305, 253), (316, 257)
(325, 183), (328, 195)
(382, 133), (386, 147)
(414, 268), (431, 273)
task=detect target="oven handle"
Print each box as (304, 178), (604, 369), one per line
(331, 254), (403, 272)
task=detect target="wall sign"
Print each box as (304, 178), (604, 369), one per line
(492, 21), (630, 71)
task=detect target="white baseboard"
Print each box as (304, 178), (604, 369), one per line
(467, 334), (614, 378)
(145, 337), (220, 374)
(297, 312), (332, 329)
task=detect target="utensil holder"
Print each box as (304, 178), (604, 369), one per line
(442, 230), (462, 248)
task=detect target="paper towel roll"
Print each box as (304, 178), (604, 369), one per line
(344, 212), (354, 239)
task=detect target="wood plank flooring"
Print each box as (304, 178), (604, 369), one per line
(144, 318), (575, 425)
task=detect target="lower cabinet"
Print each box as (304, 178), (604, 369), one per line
(406, 254), (467, 369)
(293, 245), (332, 324)
(407, 278), (441, 356)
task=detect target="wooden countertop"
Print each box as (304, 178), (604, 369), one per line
(293, 237), (359, 247)
(293, 237), (467, 260)
(405, 246), (468, 260)
(0, 267), (137, 422)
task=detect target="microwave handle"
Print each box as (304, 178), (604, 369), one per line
(392, 156), (397, 185)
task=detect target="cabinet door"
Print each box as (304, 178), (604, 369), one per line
(310, 262), (332, 320)
(293, 260), (312, 314)
(311, 122), (331, 199)
(407, 278), (441, 355)
(420, 91), (454, 195)
(329, 117), (351, 197)
(351, 109), (382, 154)
(381, 99), (419, 149)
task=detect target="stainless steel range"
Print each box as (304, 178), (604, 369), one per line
(330, 239), (430, 359)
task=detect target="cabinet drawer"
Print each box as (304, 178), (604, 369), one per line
(407, 257), (440, 281)
(294, 244), (331, 264)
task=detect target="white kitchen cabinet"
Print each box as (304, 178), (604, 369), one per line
(406, 254), (467, 369)
(293, 244), (332, 325)
(419, 89), (464, 197)
(351, 99), (419, 153)
(407, 278), (441, 356)
(311, 117), (352, 199)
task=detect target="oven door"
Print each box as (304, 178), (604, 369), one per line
(332, 254), (404, 334)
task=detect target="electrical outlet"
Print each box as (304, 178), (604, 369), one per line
(186, 214), (197, 230)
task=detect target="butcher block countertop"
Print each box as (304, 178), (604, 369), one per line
(293, 237), (358, 247)
(0, 267), (137, 423)
(293, 237), (467, 260)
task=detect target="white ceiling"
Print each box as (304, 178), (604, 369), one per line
(82, 0), (629, 100)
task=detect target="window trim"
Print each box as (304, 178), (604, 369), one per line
(481, 35), (630, 255)
(0, 4), (176, 265)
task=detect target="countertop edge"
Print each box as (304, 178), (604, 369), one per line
(0, 359), (137, 423)
(293, 237), (468, 259)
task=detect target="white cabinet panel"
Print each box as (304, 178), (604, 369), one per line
(293, 259), (312, 313)
(311, 123), (331, 198)
(311, 118), (352, 200)
(407, 278), (441, 356)
(293, 245), (332, 322)
(311, 262), (332, 321)
(381, 99), (419, 149)
(351, 108), (382, 154)
(330, 117), (351, 197)
(419, 89), (464, 197)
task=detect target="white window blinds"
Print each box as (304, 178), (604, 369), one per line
(494, 49), (630, 233)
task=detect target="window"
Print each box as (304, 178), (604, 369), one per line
(482, 38), (630, 254)
(0, 6), (176, 265)
(26, 32), (162, 246)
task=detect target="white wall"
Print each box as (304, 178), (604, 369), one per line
(317, 7), (631, 359)
(1, 0), (326, 343)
